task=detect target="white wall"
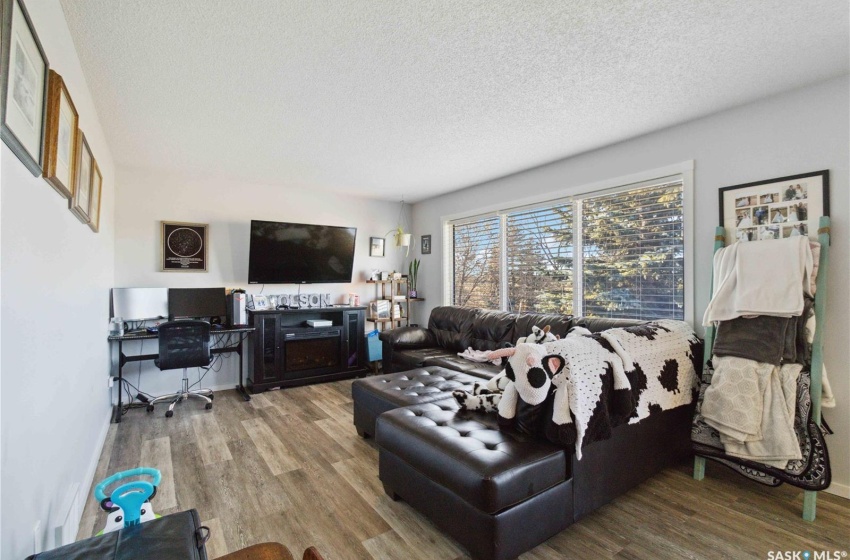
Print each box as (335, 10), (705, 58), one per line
(113, 166), (409, 396)
(0, 1), (116, 557)
(412, 76), (850, 498)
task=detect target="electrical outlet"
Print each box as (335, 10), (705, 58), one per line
(33, 520), (42, 554)
(108, 376), (115, 388)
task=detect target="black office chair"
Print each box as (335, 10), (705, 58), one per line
(148, 320), (214, 417)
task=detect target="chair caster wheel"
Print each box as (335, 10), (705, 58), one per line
(205, 403), (213, 410)
(146, 405), (154, 413)
(165, 410), (173, 418)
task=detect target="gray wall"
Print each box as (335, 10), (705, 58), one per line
(411, 76), (850, 497)
(0, 2), (116, 556)
(111, 165), (409, 397)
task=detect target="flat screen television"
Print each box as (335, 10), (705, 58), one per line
(248, 220), (357, 284)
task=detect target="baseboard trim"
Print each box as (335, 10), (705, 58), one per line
(825, 481), (850, 500)
(208, 383), (247, 393)
(70, 409), (112, 544)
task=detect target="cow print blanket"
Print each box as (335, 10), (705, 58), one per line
(497, 320), (701, 459)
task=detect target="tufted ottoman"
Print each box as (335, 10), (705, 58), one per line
(376, 400), (573, 560)
(351, 366), (480, 438)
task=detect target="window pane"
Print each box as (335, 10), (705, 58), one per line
(452, 217), (501, 309)
(506, 204), (573, 314)
(581, 182), (684, 320)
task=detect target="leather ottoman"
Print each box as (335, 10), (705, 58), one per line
(351, 366), (480, 438)
(376, 401), (573, 560)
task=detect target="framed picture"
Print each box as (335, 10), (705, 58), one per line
(69, 129), (93, 223)
(161, 221), (208, 272)
(87, 161), (102, 232)
(43, 70), (78, 198)
(0, 0), (49, 176)
(251, 294), (269, 310)
(719, 170), (829, 245)
(369, 236), (385, 257)
(421, 234), (431, 255)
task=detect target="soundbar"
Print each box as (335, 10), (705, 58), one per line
(283, 328), (341, 340)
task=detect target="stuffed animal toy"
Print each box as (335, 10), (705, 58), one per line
(452, 369), (511, 413)
(452, 328), (578, 415)
(485, 343), (567, 435)
(516, 325), (559, 345)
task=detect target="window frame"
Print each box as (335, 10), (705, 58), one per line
(442, 162), (695, 325)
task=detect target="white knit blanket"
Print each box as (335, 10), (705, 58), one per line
(497, 320), (700, 459)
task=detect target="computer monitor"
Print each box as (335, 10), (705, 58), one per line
(111, 288), (169, 321)
(168, 287), (227, 321)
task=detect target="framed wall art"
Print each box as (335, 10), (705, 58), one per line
(369, 236), (385, 257)
(719, 170), (829, 245)
(162, 221), (208, 272)
(70, 129), (94, 223)
(43, 70), (78, 198)
(421, 234), (431, 255)
(87, 161), (102, 232)
(0, 0), (49, 176)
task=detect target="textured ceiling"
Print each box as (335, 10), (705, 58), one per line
(61, 0), (848, 202)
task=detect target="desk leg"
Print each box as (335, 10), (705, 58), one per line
(235, 333), (251, 401)
(112, 341), (124, 423)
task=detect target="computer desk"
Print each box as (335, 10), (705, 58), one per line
(108, 326), (255, 423)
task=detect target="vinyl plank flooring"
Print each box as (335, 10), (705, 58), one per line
(248, 392), (274, 410)
(140, 437), (177, 510)
(333, 456), (466, 559)
(362, 529), (429, 560)
(80, 385), (850, 560)
(242, 417), (300, 475)
(192, 413), (233, 465)
(203, 517), (229, 559)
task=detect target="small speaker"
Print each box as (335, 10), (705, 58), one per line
(227, 291), (248, 326)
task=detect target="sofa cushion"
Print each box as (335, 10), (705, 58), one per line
(376, 400), (569, 514)
(378, 326), (436, 349)
(393, 347), (455, 368)
(352, 367), (482, 437)
(428, 306), (479, 352)
(469, 309), (516, 351)
(572, 317), (645, 333)
(513, 312), (575, 342)
(423, 354), (494, 375)
(464, 363), (503, 379)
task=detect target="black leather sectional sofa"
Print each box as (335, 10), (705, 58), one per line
(378, 305), (643, 376)
(352, 306), (696, 560)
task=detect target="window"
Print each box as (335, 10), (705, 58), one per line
(448, 178), (685, 320)
(451, 216), (501, 309)
(506, 202), (573, 315)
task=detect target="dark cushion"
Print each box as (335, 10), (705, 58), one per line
(469, 309), (516, 350)
(394, 347), (456, 367)
(464, 363), (502, 379)
(378, 326), (435, 349)
(376, 401), (568, 514)
(352, 367), (480, 407)
(352, 367), (482, 437)
(572, 317), (645, 333)
(423, 355), (483, 373)
(513, 312), (575, 342)
(428, 306), (479, 352)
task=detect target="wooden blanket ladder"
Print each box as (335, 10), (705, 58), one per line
(692, 215), (831, 522)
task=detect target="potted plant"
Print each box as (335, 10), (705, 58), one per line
(408, 258), (420, 298)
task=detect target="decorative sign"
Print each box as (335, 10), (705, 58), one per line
(161, 221), (208, 272)
(275, 293), (331, 308)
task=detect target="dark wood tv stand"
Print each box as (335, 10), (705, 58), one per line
(246, 306), (367, 393)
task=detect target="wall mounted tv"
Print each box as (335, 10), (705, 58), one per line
(248, 220), (357, 284)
